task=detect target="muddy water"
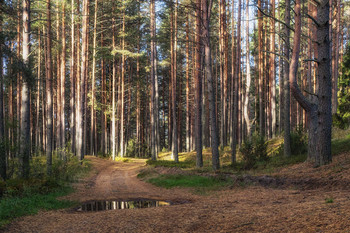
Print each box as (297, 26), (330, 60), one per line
(76, 199), (171, 211)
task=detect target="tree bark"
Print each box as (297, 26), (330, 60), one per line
(202, 0), (220, 170)
(0, 6), (6, 179)
(195, 0), (203, 167)
(244, 0), (251, 138)
(46, 0), (53, 175)
(283, 0), (291, 157)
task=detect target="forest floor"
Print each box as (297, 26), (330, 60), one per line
(3, 154), (350, 233)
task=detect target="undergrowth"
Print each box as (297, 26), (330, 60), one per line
(0, 154), (91, 228)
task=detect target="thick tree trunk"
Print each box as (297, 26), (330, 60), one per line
(289, 0), (332, 166)
(21, 0), (31, 177)
(202, 0), (220, 170)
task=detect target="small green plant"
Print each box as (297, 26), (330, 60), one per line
(290, 127), (308, 155)
(239, 133), (268, 169)
(325, 197), (334, 203)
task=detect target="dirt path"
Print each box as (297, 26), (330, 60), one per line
(4, 156), (350, 232)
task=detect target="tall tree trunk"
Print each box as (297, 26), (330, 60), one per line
(60, 2), (66, 159)
(283, 0), (291, 157)
(91, 0), (98, 156)
(150, 0), (157, 160)
(231, 0), (241, 163)
(120, 9), (125, 157)
(195, 0), (202, 167)
(244, 0), (251, 138)
(111, 10), (116, 160)
(186, 15), (190, 152)
(270, 0), (276, 137)
(172, 0), (178, 162)
(77, 0), (88, 160)
(258, 0), (264, 136)
(46, 0), (53, 175)
(0, 6), (6, 179)
(36, 30), (41, 153)
(70, 0), (76, 154)
(203, 0), (220, 170)
(289, 0), (332, 166)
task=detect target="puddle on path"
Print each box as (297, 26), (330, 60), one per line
(76, 199), (172, 212)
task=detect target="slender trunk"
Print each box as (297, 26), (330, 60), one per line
(36, 30), (41, 153)
(46, 0), (53, 175)
(91, 0), (98, 156)
(283, 0), (291, 157)
(258, 0), (264, 136)
(270, 0), (276, 137)
(172, 0), (178, 162)
(70, 0), (75, 154)
(0, 7), (6, 179)
(60, 2), (66, 159)
(120, 9), (125, 157)
(195, 0), (202, 167)
(111, 10), (116, 160)
(150, 0), (157, 160)
(186, 16), (190, 152)
(232, 0), (241, 163)
(244, 0), (251, 138)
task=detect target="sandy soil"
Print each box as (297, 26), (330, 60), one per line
(3, 155), (350, 233)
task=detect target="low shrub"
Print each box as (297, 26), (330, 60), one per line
(240, 133), (268, 169)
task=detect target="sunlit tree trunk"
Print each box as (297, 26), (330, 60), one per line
(21, 3), (31, 174)
(258, 0), (264, 136)
(70, 0), (76, 154)
(244, 0), (251, 138)
(111, 10), (116, 160)
(46, 0), (53, 175)
(150, 0), (157, 160)
(231, 0), (241, 163)
(270, 0), (276, 137)
(186, 15), (190, 152)
(60, 2), (66, 159)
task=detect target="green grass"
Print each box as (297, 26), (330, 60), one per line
(148, 174), (232, 189)
(146, 159), (195, 169)
(0, 186), (76, 228)
(332, 134), (350, 156)
(325, 197), (334, 203)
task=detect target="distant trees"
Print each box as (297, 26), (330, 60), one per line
(0, 0), (346, 179)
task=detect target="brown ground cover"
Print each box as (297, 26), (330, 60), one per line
(3, 155), (350, 233)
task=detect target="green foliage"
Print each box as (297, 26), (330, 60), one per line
(334, 43), (350, 129)
(290, 127), (308, 155)
(332, 134), (350, 156)
(146, 159), (195, 169)
(125, 138), (150, 158)
(325, 197), (334, 203)
(239, 134), (268, 169)
(0, 187), (75, 228)
(148, 174), (232, 189)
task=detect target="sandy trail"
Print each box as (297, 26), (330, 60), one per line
(3, 156), (350, 232)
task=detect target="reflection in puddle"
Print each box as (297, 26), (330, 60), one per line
(76, 200), (171, 211)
